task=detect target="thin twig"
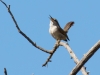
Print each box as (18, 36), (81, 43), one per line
(69, 40), (100, 75)
(0, 0), (51, 54)
(42, 40), (60, 66)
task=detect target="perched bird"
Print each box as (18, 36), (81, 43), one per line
(49, 15), (74, 41)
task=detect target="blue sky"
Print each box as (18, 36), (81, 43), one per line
(0, 0), (100, 75)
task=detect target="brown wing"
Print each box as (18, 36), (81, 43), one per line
(57, 27), (70, 41)
(63, 21), (74, 33)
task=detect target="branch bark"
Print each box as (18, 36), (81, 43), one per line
(69, 40), (100, 75)
(60, 42), (88, 75)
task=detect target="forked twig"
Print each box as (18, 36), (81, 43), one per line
(42, 41), (60, 66)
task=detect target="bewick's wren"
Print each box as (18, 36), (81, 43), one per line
(49, 15), (74, 41)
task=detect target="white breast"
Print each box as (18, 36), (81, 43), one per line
(49, 21), (61, 40)
(49, 25), (57, 34)
(49, 20), (58, 34)
(49, 20), (66, 40)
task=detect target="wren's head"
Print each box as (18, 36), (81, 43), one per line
(49, 15), (68, 41)
(49, 15), (60, 27)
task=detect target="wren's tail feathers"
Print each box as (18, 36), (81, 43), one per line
(66, 34), (70, 41)
(64, 21), (74, 33)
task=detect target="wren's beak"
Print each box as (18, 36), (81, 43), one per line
(49, 15), (53, 19)
(49, 15), (55, 22)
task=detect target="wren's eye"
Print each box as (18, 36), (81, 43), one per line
(54, 19), (56, 21)
(54, 19), (58, 22)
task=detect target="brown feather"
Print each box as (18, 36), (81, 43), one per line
(57, 27), (70, 41)
(63, 21), (74, 33)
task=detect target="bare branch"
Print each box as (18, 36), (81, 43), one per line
(0, 0), (51, 54)
(42, 40), (60, 66)
(0, 0), (8, 8)
(60, 42), (88, 75)
(69, 40), (100, 75)
(4, 68), (7, 75)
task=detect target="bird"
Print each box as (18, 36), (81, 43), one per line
(49, 15), (74, 41)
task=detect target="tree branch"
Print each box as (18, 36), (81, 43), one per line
(42, 40), (60, 66)
(69, 40), (100, 75)
(0, 0), (51, 54)
(60, 42), (88, 75)
(4, 68), (7, 75)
